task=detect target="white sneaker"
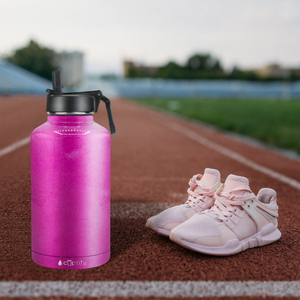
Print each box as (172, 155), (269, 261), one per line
(145, 168), (222, 236)
(170, 174), (281, 255)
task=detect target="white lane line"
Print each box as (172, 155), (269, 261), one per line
(166, 122), (300, 191)
(0, 136), (30, 158)
(0, 281), (299, 297)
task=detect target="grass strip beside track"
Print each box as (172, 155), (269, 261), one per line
(133, 98), (300, 154)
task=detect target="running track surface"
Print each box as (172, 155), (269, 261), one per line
(0, 95), (300, 299)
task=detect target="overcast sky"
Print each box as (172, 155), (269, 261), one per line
(1, 0), (299, 74)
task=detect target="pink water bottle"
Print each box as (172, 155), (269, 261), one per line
(31, 71), (116, 269)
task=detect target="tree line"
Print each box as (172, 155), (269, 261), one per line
(126, 54), (300, 81)
(3, 40), (300, 81)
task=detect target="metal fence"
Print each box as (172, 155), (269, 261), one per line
(107, 79), (300, 99)
(1, 60), (300, 99)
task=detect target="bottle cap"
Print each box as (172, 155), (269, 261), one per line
(46, 71), (116, 134)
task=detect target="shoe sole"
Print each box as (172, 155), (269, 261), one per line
(145, 218), (170, 237)
(170, 223), (281, 256)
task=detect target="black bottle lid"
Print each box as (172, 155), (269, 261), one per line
(46, 71), (116, 134)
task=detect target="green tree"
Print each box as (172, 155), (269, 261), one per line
(156, 53), (225, 79)
(6, 40), (58, 80)
(158, 61), (182, 79)
(185, 53), (223, 72)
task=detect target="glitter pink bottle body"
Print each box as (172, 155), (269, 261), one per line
(31, 71), (115, 269)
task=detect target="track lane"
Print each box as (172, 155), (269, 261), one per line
(0, 95), (47, 149)
(0, 97), (299, 284)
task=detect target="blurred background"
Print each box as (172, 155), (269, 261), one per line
(0, 0), (299, 154)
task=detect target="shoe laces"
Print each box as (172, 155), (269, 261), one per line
(207, 184), (255, 221)
(185, 174), (215, 207)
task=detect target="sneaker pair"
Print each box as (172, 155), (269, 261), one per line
(145, 168), (281, 256)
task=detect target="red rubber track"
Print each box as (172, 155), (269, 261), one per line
(0, 96), (299, 282)
(0, 297), (296, 300)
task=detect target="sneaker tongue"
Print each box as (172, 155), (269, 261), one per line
(196, 168), (220, 191)
(187, 168), (220, 208)
(223, 174), (249, 194)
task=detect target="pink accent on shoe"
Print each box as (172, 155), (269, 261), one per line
(223, 174), (249, 194)
(257, 188), (277, 205)
(199, 168), (221, 189)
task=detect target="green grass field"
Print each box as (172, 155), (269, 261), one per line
(133, 98), (300, 155)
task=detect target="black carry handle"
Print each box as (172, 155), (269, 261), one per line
(64, 90), (116, 135)
(100, 95), (116, 135)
